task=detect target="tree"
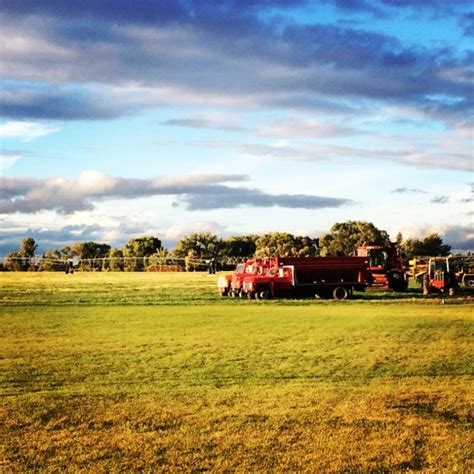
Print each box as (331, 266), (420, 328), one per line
(222, 235), (258, 260)
(401, 233), (451, 259)
(104, 248), (124, 271)
(37, 250), (65, 271)
(4, 252), (28, 271)
(254, 232), (319, 258)
(71, 241), (111, 271)
(4, 237), (38, 271)
(20, 237), (38, 258)
(123, 236), (162, 271)
(395, 232), (403, 247)
(60, 246), (74, 260)
(319, 221), (390, 256)
(293, 235), (319, 257)
(255, 232), (293, 257)
(148, 248), (174, 271)
(173, 233), (223, 260)
(421, 233), (451, 256)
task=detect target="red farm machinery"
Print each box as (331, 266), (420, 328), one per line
(357, 243), (408, 291)
(241, 256), (372, 300)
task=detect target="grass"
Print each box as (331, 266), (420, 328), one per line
(1, 272), (473, 472)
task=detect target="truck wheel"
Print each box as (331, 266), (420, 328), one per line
(465, 277), (474, 288)
(333, 286), (348, 300)
(259, 289), (272, 300)
(389, 272), (407, 292)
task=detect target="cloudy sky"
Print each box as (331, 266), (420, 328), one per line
(1, 0), (473, 254)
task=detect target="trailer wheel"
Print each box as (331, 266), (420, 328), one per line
(465, 277), (474, 288)
(332, 286), (348, 300)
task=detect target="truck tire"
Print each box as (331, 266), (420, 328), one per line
(465, 277), (474, 288)
(259, 289), (272, 300)
(388, 272), (407, 292)
(333, 286), (348, 300)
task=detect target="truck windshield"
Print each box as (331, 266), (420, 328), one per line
(369, 249), (388, 268)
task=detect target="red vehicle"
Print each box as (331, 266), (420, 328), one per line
(422, 257), (459, 296)
(217, 259), (274, 297)
(357, 243), (408, 291)
(242, 256), (371, 300)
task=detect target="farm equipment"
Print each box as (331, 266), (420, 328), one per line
(418, 256), (474, 295)
(241, 256), (371, 300)
(217, 259), (274, 297)
(357, 243), (408, 291)
(408, 256), (431, 285)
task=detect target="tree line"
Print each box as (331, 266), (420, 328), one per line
(1, 221), (453, 272)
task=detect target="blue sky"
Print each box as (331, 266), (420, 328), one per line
(0, 0), (473, 253)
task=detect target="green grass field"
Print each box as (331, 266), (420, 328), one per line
(1, 272), (473, 472)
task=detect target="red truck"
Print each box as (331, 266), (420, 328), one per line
(241, 256), (371, 300)
(357, 243), (408, 291)
(217, 259), (275, 297)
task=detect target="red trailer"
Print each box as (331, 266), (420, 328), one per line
(242, 256), (371, 300)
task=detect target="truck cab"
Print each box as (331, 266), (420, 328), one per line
(357, 243), (407, 291)
(242, 265), (294, 299)
(217, 258), (274, 297)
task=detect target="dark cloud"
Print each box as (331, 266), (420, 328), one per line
(0, 224), (105, 255)
(326, 0), (472, 17)
(431, 195), (450, 204)
(392, 187), (427, 194)
(460, 182), (474, 202)
(0, 83), (128, 120)
(0, 172), (351, 214)
(440, 224), (474, 251)
(0, 0), (189, 24)
(0, 1), (472, 126)
(460, 12), (474, 36)
(181, 189), (350, 210)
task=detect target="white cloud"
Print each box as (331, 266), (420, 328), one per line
(0, 171), (350, 214)
(0, 150), (24, 170)
(0, 121), (59, 141)
(164, 221), (228, 241)
(396, 223), (474, 251)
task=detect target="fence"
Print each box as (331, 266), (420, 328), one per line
(0, 256), (241, 272)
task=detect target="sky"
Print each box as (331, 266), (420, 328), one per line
(0, 0), (473, 254)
